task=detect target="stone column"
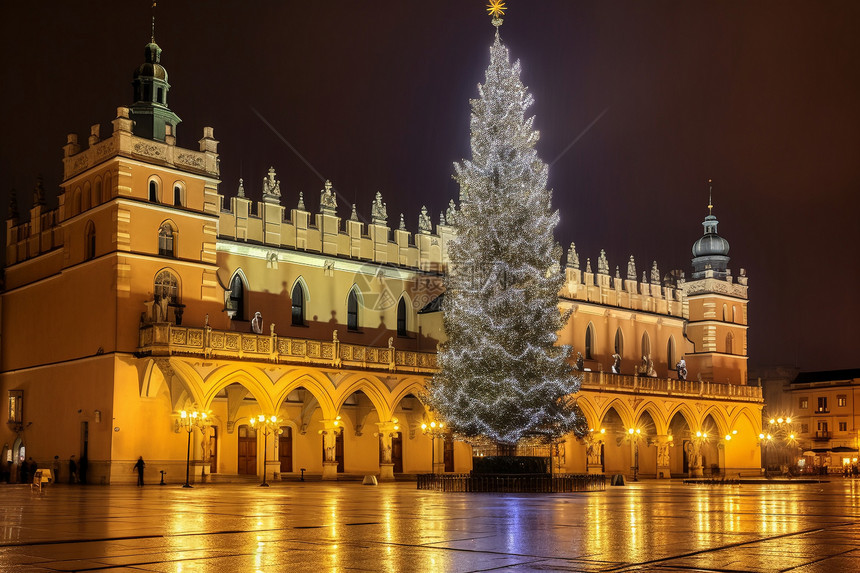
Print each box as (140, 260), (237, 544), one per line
(320, 419), (341, 480)
(376, 421), (398, 481)
(655, 435), (671, 479)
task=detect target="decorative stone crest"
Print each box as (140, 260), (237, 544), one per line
(567, 242), (580, 269)
(399, 213), (406, 230)
(418, 205), (432, 233)
(297, 191), (306, 211)
(262, 167), (281, 204)
(371, 191), (387, 225)
(597, 249), (609, 275)
(320, 180), (337, 215)
(438, 211), (447, 226)
(627, 255), (636, 281)
(237, 178), (245, 198)
(585, 258), (592, 273)
(651, 261), (660, 285)
(350, 203), (358, 221)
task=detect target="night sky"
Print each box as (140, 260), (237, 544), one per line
(2, 1), (858, 372)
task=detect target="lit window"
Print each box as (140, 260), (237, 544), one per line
(837, 395), (847, 408)
(839, 422), (848, 432)
(347, 289), (359, 331)
(397, 297), (408, 336)
(158, 223), (175, 257)
(799, 398), (808, 410)
(85, 221), (96, 261)
(818, 397), (828, 413)
(154, 271), (179, 305)
(8, 390), (23, 424)
(291, 283), (305, 326)
(228, 274), (245, 321)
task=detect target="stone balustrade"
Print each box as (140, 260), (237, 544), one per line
(138, 323), (437, 374)
(579, 371), (763, 402)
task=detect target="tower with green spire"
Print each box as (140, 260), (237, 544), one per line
(128, 37), (181, 142)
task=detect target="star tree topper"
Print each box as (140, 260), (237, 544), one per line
(487, 0), (506, 26)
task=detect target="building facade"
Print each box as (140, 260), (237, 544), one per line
(1, 39), (763, 485)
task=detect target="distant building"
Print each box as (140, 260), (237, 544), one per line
(1, 36), (762, 484)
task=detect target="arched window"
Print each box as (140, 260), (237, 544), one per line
(291, 282), (305, 326)
(154, 270), (179, 305)
(85, 221), (96, 261)
(158, 222), (175, 257)
(614, 328), (623, 355)
(732, 306), (738, 324)
(726, 332), (734, 355)
(347, 288), (359, 331)
(72, 188), (82, 215)
(82, 183), (91, 211)
(641, 332), (651, 358)
(149, 180), (158, 202)
(397, 296), (408, 336)
(174, 184), (183, 207)
(722, 304), (728, 321)
(585, 323), (595, 360)
(93, 178), (102, 205)
(667, 336), (676, 368)
(228, 274), (245, 321)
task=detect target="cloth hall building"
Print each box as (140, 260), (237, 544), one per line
(1, 39), (763, 485)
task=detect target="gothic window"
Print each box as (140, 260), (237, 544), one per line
(158, 222), (175, 257)
(397, 296), (408, 336)
(347, 288), (359, 331)
(154, 270), (179, 305)
(72, 188), (82, 215)
(667, 336), (676, 368)
(228, 274), (246, 321)
(291, 282), (305, 326)
(85, 221), (96, 261)
(149, 180), (158, 202)
(585, 323), (595, 360)
(614, 328), (623, 355)
(94, 178), (102, 204)
(732, 306), (738, 323)
(722, 304), (728, 321)
(174, 184), (183, 207)
(725, 332), (734, 355)
(641, 332), (651, 358)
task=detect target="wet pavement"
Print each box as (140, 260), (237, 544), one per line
(1, 479), (859, 572)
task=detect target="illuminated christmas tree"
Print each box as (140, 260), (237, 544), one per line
(428, 7), (582, 447)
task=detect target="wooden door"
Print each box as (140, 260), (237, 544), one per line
(279, 427), (292, 473)
(443, 435), (454, 472)
(237, 425), (257, 475)
(209, 426), (218, 473)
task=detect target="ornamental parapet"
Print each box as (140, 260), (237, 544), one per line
(682, 277), (748, 299)
(138, 323), (437, 374)
(579, 371), (762, 403)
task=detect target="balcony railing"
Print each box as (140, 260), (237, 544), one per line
(138, 323), (437, 374)
(579, 371), (763, 402)
(813, 431), (832, 441)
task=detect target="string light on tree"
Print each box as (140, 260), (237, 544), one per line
(427, 4), (583, 448)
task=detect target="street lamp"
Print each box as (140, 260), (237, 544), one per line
(420, 420), (446, 475)
(625, 427), (643, 482)
(179, 409), (208, 489)
(249, 414), (281, 487)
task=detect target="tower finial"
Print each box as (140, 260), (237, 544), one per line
(487, 0), (506, 27)
(151, 2), (157, 42)
(707, 178), (713, 216)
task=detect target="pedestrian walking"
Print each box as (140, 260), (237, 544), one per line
(133, 456), (145, 486)
(52, 455), (61, 483)
(69, 455), (78, 484)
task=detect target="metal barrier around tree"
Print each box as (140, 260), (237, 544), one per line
(416, 473), (606, 493)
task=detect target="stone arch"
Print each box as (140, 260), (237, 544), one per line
(635, 402), (668, 435)
(700, 406), (729, 438)
(666, 403), (698, 433)
(333, 374), (393, 421)
(271, 369), (338, 419)
(196, 364), (276, 413)
(143, 359), (205, 412)
(571, 396), (600, 430)
(729, 407), (761, 436)
(598, 398), (634, 430)
(389, 378), (429, 412)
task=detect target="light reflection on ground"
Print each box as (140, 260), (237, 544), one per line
(0, 480), (858, 571)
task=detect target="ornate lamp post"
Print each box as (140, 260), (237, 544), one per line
(179, 409), (208, 489)
(624, 427), (643, 481)
(420, 420), (446, 475)
(759, 416), (795, 475)
(250, 414), (281, 487)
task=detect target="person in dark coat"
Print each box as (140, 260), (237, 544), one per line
(69, 455), (78, 483)
(133, 456), (145, 486)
